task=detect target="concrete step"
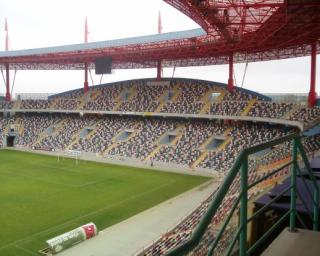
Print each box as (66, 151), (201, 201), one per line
(190, 151), (208, 169)
(241, 98), (256, 116)
(143, 145), (162, 163)
(262, 228), (320, 256)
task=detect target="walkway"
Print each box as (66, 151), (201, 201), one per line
(60, 180), (220, 256)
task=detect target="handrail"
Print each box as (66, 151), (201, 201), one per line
(296, 139), (320, 230)
(165, 151), (245, 256)
(165, 133), (320, 256)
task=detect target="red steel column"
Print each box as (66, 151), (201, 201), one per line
(5, 63), (11, 101)
(227, 53), (234, 91)
(4, 19), (11, 101)
(308, 43), (317, 107)
(157, 60), (162, 81)
(84, 17), (89, 93)
(156, 12), (162, 81)
(84, 63), (89, 93)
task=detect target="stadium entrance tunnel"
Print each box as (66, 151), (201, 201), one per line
(6, 136), (15, 147)
(80, 127), (94, 138)
(163, 90), (177, 101)
(159, 132), (178, 145)
(115, 129), (134, 142)
(209, 92), (221, 102)
(202, 136), (227, 151)
(120, 90), (132, 101)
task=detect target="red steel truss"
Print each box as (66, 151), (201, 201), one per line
(0, 0), (319, 70)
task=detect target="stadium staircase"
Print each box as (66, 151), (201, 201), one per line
(112, 100), (123, 111)
(155, 86), (181, 112)
(198, 90), (215, 114)
(199, 134), (217, 150)
(30, 130), (49, 147)
(65, 130), (85, 150)
(283, 104), (301, 119)
(12, 100), (21, 110)
(199, 90), (227, 114)
(215, 137), (232, 152)
(201, 89), (216, 102)
(77, 93), (89, 110)
(113, 87), (137, 111)
(102, 123), (141, 155)
(213, 128), (232, 151)
(216, 127), (233, 150)
(216, 90), (226, 103)
(50, 120), (66, 136)
(49, 97), (60, 109)
(165, 134), (320, 256)
(17, 124), (24, 135)
(66, 124), (100, 150)
(112, 127), (140, 143)
(191, 128), (232, 169)
(90, 90), (101, 101)
(154, 90), (169, 113)
(154, 99), (166, 113)
(85, 126), (101, 142)
(199, 101), (211, 115)
(143, 134), (166, 162)
(143, 145), (162, 163)
(241, 99), (257, 116)
(102, 143), (118, 156)
(199, 90), (227, 115)
(13, 117), (23, 135)
(170, 125), (185, 146)
(191, 151), (209, 169)
(32, 120), (66, 146)
(143, 126), (184, 162)
(170, 85), (181, 103)
(3, 125), (9, 135)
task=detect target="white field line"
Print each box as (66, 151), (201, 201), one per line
(75, 178), (110, 188)
(15, 244), (39, 256)
(0, 180), (176, 252)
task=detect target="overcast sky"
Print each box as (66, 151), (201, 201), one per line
(0, 0), (319, 96)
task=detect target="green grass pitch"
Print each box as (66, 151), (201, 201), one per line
(0, 149), (209, 255)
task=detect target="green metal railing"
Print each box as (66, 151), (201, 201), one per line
(165, 133), (319, 256)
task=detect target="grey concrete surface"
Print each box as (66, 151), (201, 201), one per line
(60, 180), (219, 256)
(262, 228), (320, 256)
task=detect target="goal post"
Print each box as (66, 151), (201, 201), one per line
(67, 150), (82, 165)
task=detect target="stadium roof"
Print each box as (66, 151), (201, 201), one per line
(0, 29), (206, 58)
(0, 0), (319, 70)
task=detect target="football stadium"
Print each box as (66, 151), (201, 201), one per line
(0, 1), (320, 256)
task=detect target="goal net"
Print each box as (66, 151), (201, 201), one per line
(58, 150), (82, 164)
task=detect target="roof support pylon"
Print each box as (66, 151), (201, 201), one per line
(156, 12), (162, 81)
(84, 63), (89, 93)
(227, 53), (234, 92)
(4, 19), (11, 101)
(5, 63), (11, 101)
(157, 60), (162, 81)
(84, 17), (89, 93)
(308, 43), (317, 107)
